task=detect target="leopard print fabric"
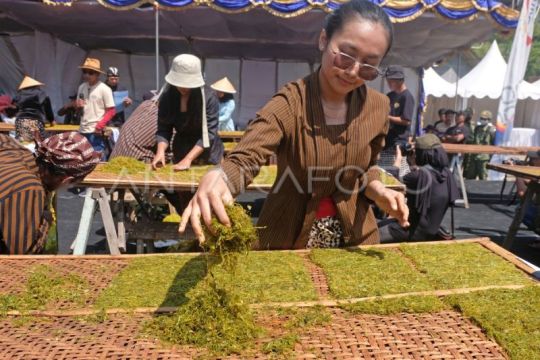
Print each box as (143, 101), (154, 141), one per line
(306, 216), (343, 248)
(15, 118), (45, 142)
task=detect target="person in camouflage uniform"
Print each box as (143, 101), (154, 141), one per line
(465, 110), (496, 180)
(462, 107), (475, 172)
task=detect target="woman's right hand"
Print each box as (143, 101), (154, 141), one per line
(179, 169), (234, 243)
(151, 152), (166, 169)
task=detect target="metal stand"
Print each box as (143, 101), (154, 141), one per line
(450, 153), (469, 209)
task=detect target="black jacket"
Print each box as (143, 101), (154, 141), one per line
(14, 87), (54, 124)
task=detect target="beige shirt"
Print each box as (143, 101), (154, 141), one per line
(78, 81), (115, 133)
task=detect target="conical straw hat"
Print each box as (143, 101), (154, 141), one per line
(210, 77), (236, 94)
(18, 76), (44, 90)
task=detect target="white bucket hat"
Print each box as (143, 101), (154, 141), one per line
(162, 54), (210, 148)
(165, 54), (205, 88)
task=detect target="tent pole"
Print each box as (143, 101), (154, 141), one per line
(155, 4), (160, 91)
(454, 51), (461, 110)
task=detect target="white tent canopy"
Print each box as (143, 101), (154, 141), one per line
(456, 40), (508, 99)
(518, 78), (540, 100)
(423, 40), (540, 130)
(424, 41), (540, 100)
(424, 55), (540, 130)
(457, 41), (540, 99)
(424, 68), (456, 98)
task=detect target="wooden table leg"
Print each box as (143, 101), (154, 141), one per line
(503, 182), (538, 249)
(96, 188), (121, 255)
(71, 189), (97, 255)
(116, 189), (126, 252)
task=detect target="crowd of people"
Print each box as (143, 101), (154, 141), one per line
(0, 0), (507, 254)
(425, 107), (496, 180)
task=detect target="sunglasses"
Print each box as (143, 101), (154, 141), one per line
(82, 70), (98, 76)
(331, 49), (384, 81)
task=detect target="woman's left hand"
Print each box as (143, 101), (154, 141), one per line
(375, 188), (410, 228)
(173, 158), (192, 171)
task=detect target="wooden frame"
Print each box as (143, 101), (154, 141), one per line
(443, 143), (540, 155)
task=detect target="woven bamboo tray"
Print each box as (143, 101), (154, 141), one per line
(0, 238), (536, 359)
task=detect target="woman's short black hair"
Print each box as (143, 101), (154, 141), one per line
(36, 157), (68, 177)
(415, 147), (449, 169)
(324, 0), (394, 55)
(438, 108), (446, 116)
(219, 92), (234, 103)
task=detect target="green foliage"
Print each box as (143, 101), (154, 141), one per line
(400, 243), (533, 289)
(310, 248), (433, 298)
(342, 295), (447, 315)
(445, 286), (540, 360)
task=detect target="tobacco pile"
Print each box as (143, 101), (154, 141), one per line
(100, 156), (147, 174)
(201, 203), (257, 271)
(144, 203), (260, 355)
(0, 265), (89, 315)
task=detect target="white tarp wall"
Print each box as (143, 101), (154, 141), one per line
(0, 36), (25, 95)
(3, 30), (423, 130)
(7, 32), (87, 113)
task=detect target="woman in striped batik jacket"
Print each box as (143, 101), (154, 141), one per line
(180, 0), (410, 249)
(0, 132), (100, 254)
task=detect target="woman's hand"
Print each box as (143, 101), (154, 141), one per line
(375, 188), (410, 228)
(151, 152), (166, 170)
(179, 169), (234, 243)
(366, 180), (409, 228)
(173, 158), (192, 171)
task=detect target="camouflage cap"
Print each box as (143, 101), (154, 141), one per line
(415, 134), (442, 150)
(480, 110), (492, 119)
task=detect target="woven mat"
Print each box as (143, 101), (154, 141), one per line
(0, 259), (129, 309)
(0, 309), (507, 359)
